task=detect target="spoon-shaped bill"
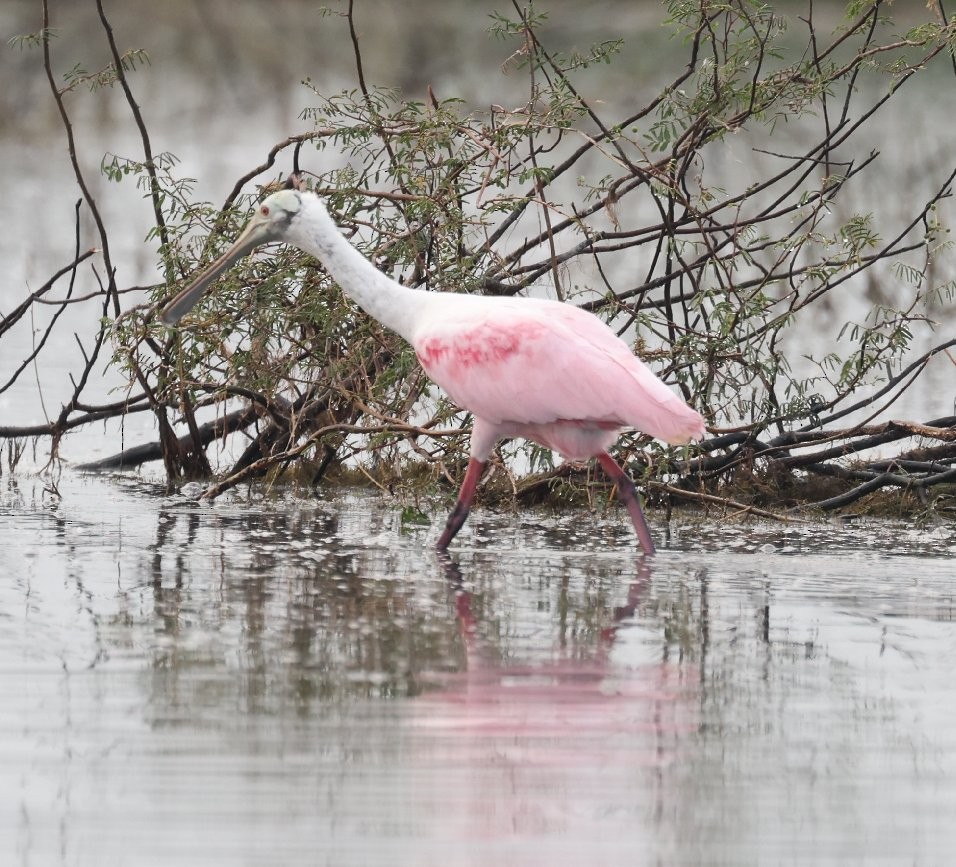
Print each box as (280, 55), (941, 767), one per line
(159, 219), (273, 325)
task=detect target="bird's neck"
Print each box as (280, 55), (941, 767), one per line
(291, 194), (423, 342)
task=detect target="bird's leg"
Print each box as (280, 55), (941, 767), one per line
(596, 451), (656, 556)
(436, 458), (487, 551)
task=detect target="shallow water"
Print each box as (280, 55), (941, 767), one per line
(2, 472), (955, 865)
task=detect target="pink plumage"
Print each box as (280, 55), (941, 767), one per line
(159, 188), (706, 555)
(413, 295), (705, 460)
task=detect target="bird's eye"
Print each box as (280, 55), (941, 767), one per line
(261, 205), (271, 216)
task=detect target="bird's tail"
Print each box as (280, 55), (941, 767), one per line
(656, 401), (707, 445)
(622, 364), (707, 445)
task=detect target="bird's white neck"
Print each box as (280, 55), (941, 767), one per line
(288, 192), (424, 343)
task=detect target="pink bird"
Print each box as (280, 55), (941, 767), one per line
(160, 188), (706, 554)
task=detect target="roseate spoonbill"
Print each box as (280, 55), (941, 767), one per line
(160, 188), (706, 554)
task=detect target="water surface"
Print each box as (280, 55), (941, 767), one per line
(2, 472), (955, 864)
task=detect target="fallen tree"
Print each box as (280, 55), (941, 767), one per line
(3, 0), (955, 523)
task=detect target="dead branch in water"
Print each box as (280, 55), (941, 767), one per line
(3, 2), (956, 523)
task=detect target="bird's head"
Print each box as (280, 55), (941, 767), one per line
(159, 189), (304, 325)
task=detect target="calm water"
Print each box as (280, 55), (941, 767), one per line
(2, 471), (955, 865)
(3, 4), (955, 862)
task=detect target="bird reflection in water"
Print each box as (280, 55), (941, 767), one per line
(405, 554), (699, 841)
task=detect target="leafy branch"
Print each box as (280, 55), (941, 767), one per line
(3, 0), (955, 524)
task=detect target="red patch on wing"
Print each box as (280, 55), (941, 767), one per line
(416, 321), (540, 374)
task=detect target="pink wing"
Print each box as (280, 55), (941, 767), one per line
(413, 297), (705, 445)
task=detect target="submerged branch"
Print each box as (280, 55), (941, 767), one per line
(4, 1), (955, 526)
(75, 404), (258, 470)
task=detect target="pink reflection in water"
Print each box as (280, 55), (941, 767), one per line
(404, 559), (699, 851)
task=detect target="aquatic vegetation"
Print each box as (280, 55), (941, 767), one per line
(3, 1), (955, 522)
